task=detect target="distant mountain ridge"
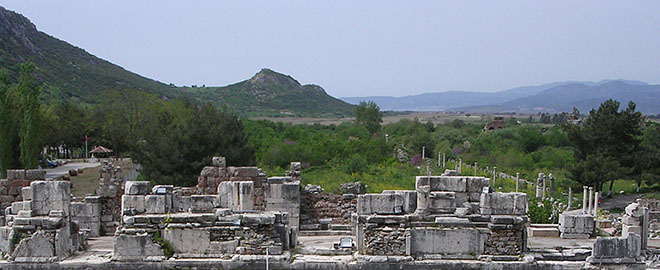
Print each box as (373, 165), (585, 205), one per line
(342, 80), (660, 114)
(0, 6), (354, 117)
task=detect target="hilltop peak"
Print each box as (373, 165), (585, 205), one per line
(247, 68), (301, 88)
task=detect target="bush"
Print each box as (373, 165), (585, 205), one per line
(527, 197), (557, 224)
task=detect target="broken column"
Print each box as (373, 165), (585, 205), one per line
(536, 173), (544, 198)
(559, 209), (595, 239)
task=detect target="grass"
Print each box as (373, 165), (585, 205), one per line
(70, 166), (101, 198)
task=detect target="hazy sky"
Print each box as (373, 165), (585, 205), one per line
(1, 1), (659, 97)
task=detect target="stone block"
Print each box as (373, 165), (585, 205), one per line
(407, 228), (485, 256)
(238, 181), (254, 210)
(30, 181), (71, 216)
(217, 181), (234, 209)
(84, 195), (101, 204)
(125, 181), (151, 195)
(428, 191), (456, 214)
(592, 234), (641, 259)
(122, 195), (146, 215)
(357, 193), (410, 215)
(622, 215), (641, 226)
(21, 187), (32, 201)
(622, 225), (642, 238)
(190, 195), (218, 213)
(232, 167), (261, 177)
(7, 170), (25, 180)
(163, 227), (211, 254)
(212, 156), (226, 167)
(144, 195), (167, 214)
(435, 217), (470, 225)
(466, 177), (491, 193)
(416, 176), (467, 192)
(480, 192), (526, 215)
(625, 203), (643, 218)
(11, 231), (55, 260)
(113, 234), (164, 261)
(200, 166), (218, 178)
(243, 213), (276, 225)
(172, 193), (191, 212)
(25, 169), (46, 180)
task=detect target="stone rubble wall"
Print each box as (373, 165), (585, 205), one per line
(300, 191), (356, 228)
(95, 163), (124, 235)
(70, 196), (101, 237)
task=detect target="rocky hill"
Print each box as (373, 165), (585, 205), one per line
(185, 69), (355, 117)
(0, 6), (354, 117)
(0, 6), (176, 103)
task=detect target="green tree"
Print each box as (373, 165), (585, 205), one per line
(635, 121), (660, 189)
(17, 63), (42, 169)
(355, 101), (383, 134)
(0, 69), (17, 177)
(42, 102), (87, 158)
(563, 99), (643, 193)
(133, 101), (254, 186)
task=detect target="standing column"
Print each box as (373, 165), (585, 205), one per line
(474, 163), (478, 176)
(541, 174), (546, 200)
(567, 187), (573, 210)
(493, 167), (497, 187)
(442, 154), (446, 168)
(643, 207), (650, 250)
(458, 159), (462, 173)
(587, 187), (594, 214)
(438, 152), (441, 167)
(582, 186), (588, 214)
(422, 146), (425, 160)
(593, 191), (599, 216)
(515, 173), (520, 193)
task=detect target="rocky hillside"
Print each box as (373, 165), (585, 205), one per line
(0, 6), (354, 117)
(185, 69), (355, 117)
(0, 6), (176, 103)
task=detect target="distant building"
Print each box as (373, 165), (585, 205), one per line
(484, 117), (505, 131)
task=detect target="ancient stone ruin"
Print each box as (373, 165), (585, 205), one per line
(355, 175), (528, 258)
(0, 160), (657, 269)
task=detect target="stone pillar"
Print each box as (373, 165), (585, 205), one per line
(474, 163), (478, 176)
(239, 181), (254, 211)
(515, 173), (520, 193)
(458, 159), (462, 173)
(642, 207), (649, 250)
(541, 174), (546, 200)
(582, 186), (588, 214)
(593, 191), (599, 216)
(438, 152), (441, 167)
(567, 187), (572, 210)
(549, 174), (556, 195)
(536, 173), (545, 198)
(442, 154), (446, 168)
(415, 177), (430, 216)
(492, 167), (497, 187)
(588, 187), (594, 215)
(231, 181), (241, 211)
(422, 146), (425, 160)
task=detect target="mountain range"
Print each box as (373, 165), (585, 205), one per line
(0, 6), (353, 117)
(342, 79), (660, 115)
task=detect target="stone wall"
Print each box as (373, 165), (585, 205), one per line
(115, 178), (296, 261)
(356, 175), (528, 258)
(559, 210), (595, 239)
(0, 169), (46, 222)
(264, 177), (300, 228)
(95, 163), (124, 235)
(0, 181), (86, 262)
(301, 190), (357, 228)
(70, 196), (101, 236)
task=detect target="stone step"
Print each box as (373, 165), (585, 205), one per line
(528, 227), (559, 237)
(298, 230), (352, 236)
